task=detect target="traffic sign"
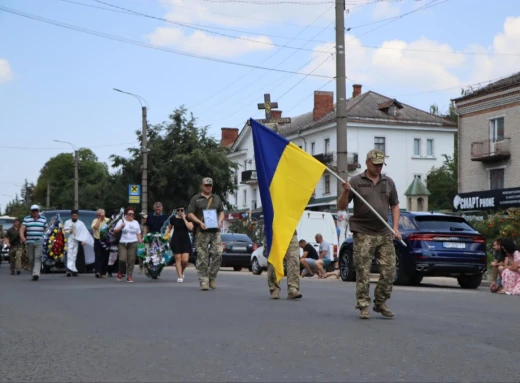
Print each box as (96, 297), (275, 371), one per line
(128, 184), (141, 196)
(129, 196), (141, 204)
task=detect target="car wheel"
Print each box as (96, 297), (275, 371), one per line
(393, 251), (412, 286)
(457, 274), (482, 289)
(233, 266), (243, 272)
(409, 274), (423, 286)
(340, 248), (356, 282)
(251, 258), (263, 275)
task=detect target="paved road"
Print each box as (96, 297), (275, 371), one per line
(0, 266), (518, 382)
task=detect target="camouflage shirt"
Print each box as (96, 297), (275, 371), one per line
(187, 193), (225, 233)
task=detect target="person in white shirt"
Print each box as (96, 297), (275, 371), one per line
(113, 207), (143, 283)
(315, 234), (332, 277)
(63, 209), (94, 277)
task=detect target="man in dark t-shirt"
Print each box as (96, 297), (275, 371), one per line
(299, 239), (319, 277)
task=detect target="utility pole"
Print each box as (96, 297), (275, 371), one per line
(74, 150), (79, 210)
(335, 0), (348, 196)
(141, 106), (148, 216)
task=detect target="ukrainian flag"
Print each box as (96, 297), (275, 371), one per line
(251, 118), (326, 282)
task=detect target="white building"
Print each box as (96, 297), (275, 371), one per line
(224, 85), (457, 214)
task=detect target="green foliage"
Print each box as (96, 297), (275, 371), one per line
(109, 107), (237, 213)
(425, 153), (457, 210)
(470, 208), (520, 248)
(226, 217), (264, 244)
(32, 148), (110, 210)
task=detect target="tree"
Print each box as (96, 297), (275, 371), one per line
(110, 107), (238, 214)
(32, 149), (110, 210)
(425, 154), (458, 210)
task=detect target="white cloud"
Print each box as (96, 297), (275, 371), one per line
(0, 59), (13, 84)
(372, 0), (402, 20)
(302, 16), (520, 95)
(148, 26), (273, 58)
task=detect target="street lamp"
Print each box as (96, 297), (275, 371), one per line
(54, 139), (79, 210)
(113, 88), (149, 216)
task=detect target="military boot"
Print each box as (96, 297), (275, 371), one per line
(200, 281), (209, 291)
(359, 308), (370, 319)
(270, 289), (280, 299)
(373, 303), (394, 318)
(287, 290), (302, 299)
(209, 280), (216, 289)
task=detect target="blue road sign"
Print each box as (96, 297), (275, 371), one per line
(128, 184), (141, 196)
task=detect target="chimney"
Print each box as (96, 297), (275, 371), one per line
(271, 110), (282, 119)
(352, 84), (362, 98)
(313, 91), (334, 121)
(221, 127), (239, 147)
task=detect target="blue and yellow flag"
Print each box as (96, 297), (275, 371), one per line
(250, 118), (326, 282)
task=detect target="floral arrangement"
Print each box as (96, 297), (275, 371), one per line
(100, 208), (125, 251)
(140, 232), (171, 279)
(41, 214), (68, 266)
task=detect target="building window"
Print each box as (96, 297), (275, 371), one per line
(413, 138), (421, 156)
(490, 169), (504, 190)
(233, 172), (238, 185)
(490, 117), (505, 142)
(252, 188), (257, 209)
(324, 138), (330, 154)
(243, 189), (247, 207)
(426, 139), (434, 157)
(311, 142), (315, 155)
(374, 137), (386, 154)
(324, 175), (330, 194)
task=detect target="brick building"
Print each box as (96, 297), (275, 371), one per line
(452, 71), (520, 212)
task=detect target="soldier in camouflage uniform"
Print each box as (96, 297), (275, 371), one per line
(187, 177), (225, 291)
(338, 149), (402, 319)
(265, 231), (302, 300)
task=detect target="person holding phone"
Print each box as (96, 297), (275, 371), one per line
(166, 202), (194, 283)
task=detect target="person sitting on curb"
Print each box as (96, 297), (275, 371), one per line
(490, 237), (505, 293)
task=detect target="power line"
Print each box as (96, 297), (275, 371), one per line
(191, 6), (334, 111)
(93, 0), (333, 54)
(0, 142), (137, 150)
(67, 0), (516, 57)
(0, 5), (333, 78)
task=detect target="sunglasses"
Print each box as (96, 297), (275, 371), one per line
(127, 212), (135, 216)
(178, 208), (185, 212)
(204, 184), (213, 187)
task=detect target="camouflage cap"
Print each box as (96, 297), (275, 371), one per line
(366, 149), (386, 165)
(202, 177), (213, 185)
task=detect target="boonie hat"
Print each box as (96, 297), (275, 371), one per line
(366, 149), (386, 165)
(202, 177), (213, 185)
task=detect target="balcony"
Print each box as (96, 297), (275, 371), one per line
(471, 138), (511, 162)
(241, 170), (258, 184)
(313, 153), (334, 164)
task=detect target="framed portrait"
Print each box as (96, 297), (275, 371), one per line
(203, 209), (219, 229)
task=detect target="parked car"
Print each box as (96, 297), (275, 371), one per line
(190, 233), (257, 271)
(251, 210), (339, 275)
(40, 209), (98, 274)
(339, 211), (487, 289)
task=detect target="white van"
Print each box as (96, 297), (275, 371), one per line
(250, 210), (339, 275)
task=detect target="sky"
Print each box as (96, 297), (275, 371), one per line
(1, 0), (519, 212)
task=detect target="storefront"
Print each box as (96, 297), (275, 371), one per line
(452, 187), (520, 219)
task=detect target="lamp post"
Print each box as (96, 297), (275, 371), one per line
(113, 88), (149, 216)
(54, 140), (79, 209)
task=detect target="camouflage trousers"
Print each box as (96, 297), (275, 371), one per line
(353, 232), (396, 309)
(195, 231), (223, 284)
(267, 234), (300, 294)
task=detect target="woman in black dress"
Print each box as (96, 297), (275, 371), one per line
(167, 202), (194, 283)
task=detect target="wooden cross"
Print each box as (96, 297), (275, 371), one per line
(257, 94), (278, 121)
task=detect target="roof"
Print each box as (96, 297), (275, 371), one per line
(453, 71), (520, 102)
(278, 91), (456, 137)
(404, 177), (431, 196)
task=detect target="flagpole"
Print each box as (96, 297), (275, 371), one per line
(326, 168), (407, 247)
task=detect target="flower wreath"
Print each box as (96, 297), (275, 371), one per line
(42, 214), (68, 265)
(100, 208), (125, 251)
(139, 232), (172, 279)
